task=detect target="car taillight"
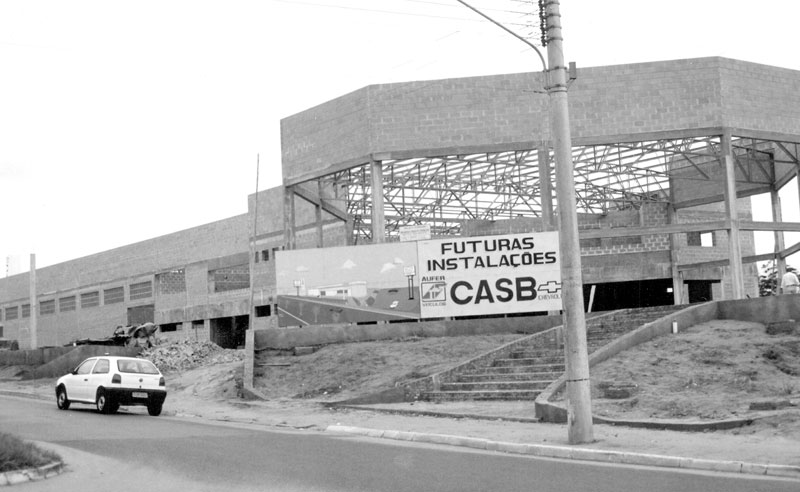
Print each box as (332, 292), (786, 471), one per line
(112, 374), (121, 384)
(159, 376), (165, 387)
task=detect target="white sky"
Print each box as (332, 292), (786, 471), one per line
(2, 0), (800, 273)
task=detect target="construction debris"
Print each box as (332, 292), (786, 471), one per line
(140, 340), (244, 373)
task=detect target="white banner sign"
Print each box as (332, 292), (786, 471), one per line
(275, 232), (562, 327)
(417, 232), (562, 317)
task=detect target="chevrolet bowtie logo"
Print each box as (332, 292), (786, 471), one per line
(538, 280), (562, 294)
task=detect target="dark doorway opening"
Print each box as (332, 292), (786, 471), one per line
(255, 305), (271, 317)
(584, 279), (674, 312)
(686, 280), (715, 303)
(210, 315), (248, 349)
(127, 304), (154, 325)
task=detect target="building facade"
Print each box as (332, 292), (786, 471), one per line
(2, 57), (798, 349)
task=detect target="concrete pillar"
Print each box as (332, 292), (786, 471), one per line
(721, 132), (744, 299)
(316, 180), (324, 248)
(537, 145), (555, 231)
(283, 186), (296, 250)
(667, 205), (683, 305)
(370, 158), (386, 243)
(771, 188), (787, 284)
(244, 328), (255, 390)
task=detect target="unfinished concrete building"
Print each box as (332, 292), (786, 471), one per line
(2, 57), (800, 349)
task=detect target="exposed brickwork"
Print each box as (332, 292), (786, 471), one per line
(281, 58), (800, 182)
(0, 215), (249, 348)
(2, 58), (791, 348)
(720, 59), (800, 136)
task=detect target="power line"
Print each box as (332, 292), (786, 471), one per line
(267, 0), (532, 28)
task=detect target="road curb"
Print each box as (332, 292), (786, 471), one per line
(0, 461), (65, 486)
(325, 425), (800, 479)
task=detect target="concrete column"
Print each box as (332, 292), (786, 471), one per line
(316, 180), (324, 248)
(721, 133), (744, 299)
(370, 158), (386, 243)
(667, 205), (683, 305)
(771, 188), (787, 284)
(537, 145), (555, 231)
(283, 186), (296, 250)
(244, 328), (255, 390)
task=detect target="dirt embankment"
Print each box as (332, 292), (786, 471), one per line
(148, 320), (799, 438)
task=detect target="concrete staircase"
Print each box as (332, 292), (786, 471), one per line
(421, 305), (683, 402)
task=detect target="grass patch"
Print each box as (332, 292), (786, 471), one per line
(0, 432), (62, 473)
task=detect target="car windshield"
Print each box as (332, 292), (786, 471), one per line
(116, 359), (160, 374)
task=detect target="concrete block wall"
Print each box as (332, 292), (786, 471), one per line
(720, 59), (800, 136)
(675, 200), (759, 298)
(0, 214), (248, 305)
(578, 203), (670, 258)
(280, 87), (370, 183)
(0, 215), (249, 349)
(281, 58), (800, 183)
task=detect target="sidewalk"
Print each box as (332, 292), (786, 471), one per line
(3, 377), (800, 482)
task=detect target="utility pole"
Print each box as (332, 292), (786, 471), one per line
(544, 0), (593, 444)
(29, 253), (37, 350)
(455, 0), (593, 444)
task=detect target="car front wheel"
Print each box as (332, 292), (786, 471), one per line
(56, 386), (70, 410)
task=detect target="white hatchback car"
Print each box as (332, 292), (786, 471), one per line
(55, 355), (167, 416)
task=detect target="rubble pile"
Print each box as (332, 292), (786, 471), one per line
(140, 340), (244, 373)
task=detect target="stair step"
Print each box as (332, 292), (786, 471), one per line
(422, 390), (542, 401)
(507, 349), (563, 358)
(440, 381), (552, 391)
(508, 352), (564, 361)
(466, 365), (565, 375)
(415, 305), (684, 404)
(457, 372), (561, 382)
(493, 357), (564, 367)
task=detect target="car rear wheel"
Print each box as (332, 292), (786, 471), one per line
(56, 386), (70, 410)
(147, 402), (162, 416)
(107, 400), (120, 414)
(96, 389), (110, 414)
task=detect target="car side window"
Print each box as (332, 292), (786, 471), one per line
(92, 359), (110, 374)
(76, 359), (96, 375)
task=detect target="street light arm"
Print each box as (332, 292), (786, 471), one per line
(454, 0), (548, 72)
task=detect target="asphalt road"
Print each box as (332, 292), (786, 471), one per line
(2, 396), (797, 492)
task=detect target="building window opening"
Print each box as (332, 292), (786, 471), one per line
(81, 291), (100, 308)
(255, 305), (271, 317)
(104, 286), (124, 304)
(40, 299), (55, 315)
(130, 281), (153, 300)
(160, 323), (179, 333)
(59, 296), (76, 312)
(687, 231), (715, 247)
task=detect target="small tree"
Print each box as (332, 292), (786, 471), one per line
(759, 261), (797, 296)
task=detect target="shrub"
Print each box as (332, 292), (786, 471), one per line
(0, 432), (62, 473)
